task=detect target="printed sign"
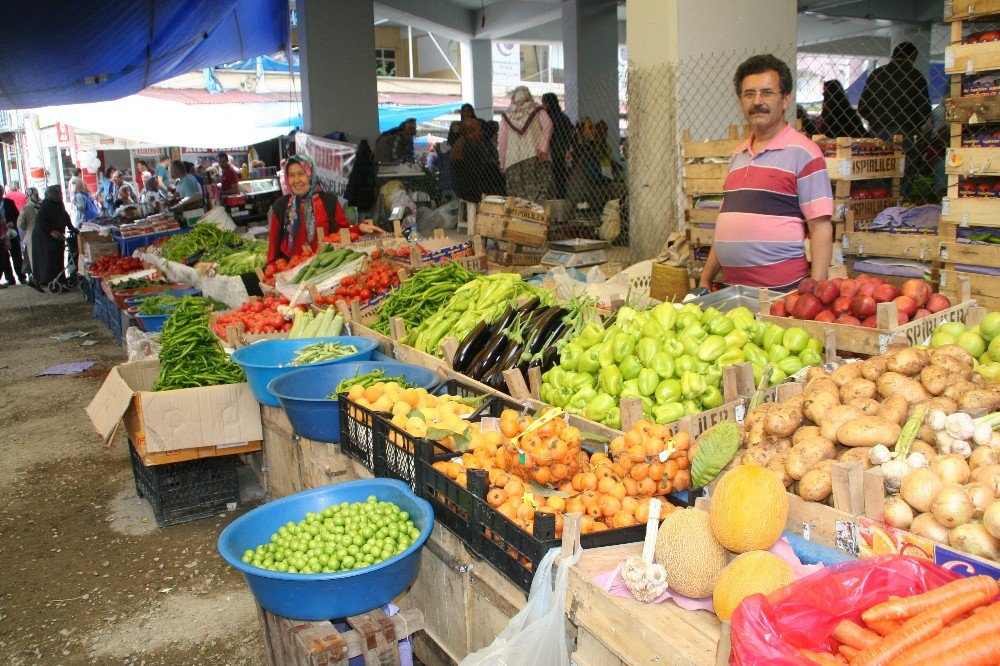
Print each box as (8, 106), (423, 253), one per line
(493, 42), (521, 84)
(296, 132), (357, 195)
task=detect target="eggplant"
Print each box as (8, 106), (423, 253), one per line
(496, 339), (526, 373)
(452, 319), (493, 372)
(491, 305), (518, 332)
(467, 326), (510, 379)
(523, 307), (567, 356)
(515, 296), (541, 316)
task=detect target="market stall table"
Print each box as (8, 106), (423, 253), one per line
(114, 227), (188, 257)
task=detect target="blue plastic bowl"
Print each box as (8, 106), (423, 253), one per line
(218, 479), (434, 620)
(232, 337), (380, 407)
(135, 311), (173, 333)
(267, 361), (440, 443)
(124, 287), (202, 307)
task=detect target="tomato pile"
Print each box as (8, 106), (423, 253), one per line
(213, 294), (305, 337)
(385, 244), (427, 260)
(314, 259), (401, 306)
(261, 247), (315, 286)
(89, 255), (144, 278)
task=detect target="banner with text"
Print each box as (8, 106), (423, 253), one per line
(295, 132), (357, 196)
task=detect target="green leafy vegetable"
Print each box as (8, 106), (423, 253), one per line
(690, 420), (743, 489)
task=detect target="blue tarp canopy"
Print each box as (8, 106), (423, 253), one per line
(275, 103), (463, 133)
(0, 0), (285, 110)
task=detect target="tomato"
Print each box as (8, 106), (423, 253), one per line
(360, 288), (372, 300)
(379, 277), (390, 289)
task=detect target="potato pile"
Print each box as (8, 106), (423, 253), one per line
(738, 345), (1000, 505)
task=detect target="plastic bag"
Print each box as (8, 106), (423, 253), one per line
(125, 326), (161, 361)
(196, 206), (237, 231)
(730, 555), (960, 665)
(460, 547), (582, 666)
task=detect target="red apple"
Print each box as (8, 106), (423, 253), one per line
(855, 273), (871, 283)
(926, 293), (951, 313)
(839, 278), (859, 299)
(874, 283), (900, 303)
(869, 276), (885, 287)
(814, 280), (839, 305)
(901, 279), (931, 308)
(852, 294), (877, 318)
(815, 309), (837, 322)
(785, 292), (800, 313)
(837, 314), (862, 326)
(793, 293), (823, 320)
(798, 278), (818, 295)
(770, 301), (788, 317)
(915, 308), (932, 319)
(898, 311), (910, 325)
(893, 296), (918, 318)
(833, 296), (853, 315)
(858, 281), (878, 298)
(861, 315), (878, 328)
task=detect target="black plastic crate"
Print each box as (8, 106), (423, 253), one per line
(338, 398), (377, 471)
(81, 275), (96, 303)
(129, 442), (240, 527)
(416, 458), (478, 540)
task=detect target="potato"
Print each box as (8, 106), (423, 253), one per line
(820, 405), (865, 443)
(911, 440), (936, 459)
(849, 398), (881, 415)
(804, 377), (841, 399)
(785, 436), (836, 480)
(876, 372), (931, 404)
(911, 396), (957, 418)
(804, 366), (830, 382)
(887, 348), (931, 376)
(803, 390), (840, 425)
(861, 355), (890, 382)
(792, 426), (822, 446)
(836, 416), (902, 448)
(830, 362), (864, 387)
(741, 445), (779, 467)
(743, 403), (772, 432)
(972, 373), (987, 386)
(919, 365), (950, 396)
(798, 467), (833, 502)
(837, 447), (874, 469)
(932, 355), (973, 380)
(943, 381), (979, 402)
(767, 452), (794, 488)
(917, 423), (936, 444)
(745, 419), (767, 447)
(958, 389), (1000, 413)
(877, 395), (909, 426)
(841, 378), (877, 402)
(764, 404), (803, 438)
(931, 344), (975, 367)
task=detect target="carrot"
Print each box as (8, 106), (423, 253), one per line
(832, 620), (880, 649)
(907, 629), (1000, 666)
(861, 576), (999, 624)
(864, 618), (902, 636)
(901, 586), (997, 630)
(838, 644), (859, 660)
(895, 600), (1000, 666)
(849, 615), (943, 666)
(800, 649), (846, 666)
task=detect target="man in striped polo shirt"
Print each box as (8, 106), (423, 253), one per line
(698, 54), (834, 292)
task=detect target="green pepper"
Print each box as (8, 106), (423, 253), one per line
(599, 365), (624, 397)
(559, 342), (582, 372)
(649, 351), (675, 379)
(577, 322), (605, 349)
(768, 344), (790, 363)
(663, 337), (685, 358)
(682, 323), (708, 341)
(704, 314), (732, 336)
(620, 379), (642, 399)
(694, 360), (710, 374)
(743, 342), (768, 366)
(717, 348), (746, 367)
(681, 334), (702, 357)
(570, 372), (596, 392)
(655, 378), (682, 404)
(653, 402), (685, 425)
(751, 362), (767, 387)
(777, 356), (803, 376)
(681, 371), (706, 399)
(624, 324), (644, 342)
(543, 366), (563, 387)
(652, 303), (678, 331)
(782, 326), (810, 354)
(635, 337), (660, 365)
(730, 315), (753, 332)
(619, 354), (643, 380)
(761, 323), (786, 351)
(641, 319), (665, 340)
(637, 368), (659, 396)
(702, 307), (724, 324)
(697, 335), (727, 362)
(616, 306), (639, 325)
(703, 364), (723, 388)
(569, 387), (598, 410)
(749, 321), (767, 347)
(682, 399), (701, 415)
(799, 348), (823, 367)
(578, 347), (601, 374)
(729, 306), (754, 321)
(602, 325), (619, 342)
(680, 303), (703, 319)
(674, 354), (696, 375)
(676, 312), (700, 331)
(550, 384), (573, 407)
(605, 406), (622, 430)
(770, 368), (788, 385)
(806, 338), (823, 354)
(700, 386), (723, 409)
(725, 330), (749, 349)
(598, 340), (616, 368)
(612, 333), (635, 363)
(585, 392), (616, 422)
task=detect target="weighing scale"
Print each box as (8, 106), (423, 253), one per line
(541, 238), (608, 268)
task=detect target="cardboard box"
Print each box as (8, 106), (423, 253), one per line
(86, 358), (263, 455)
(85, 241), (119, 263)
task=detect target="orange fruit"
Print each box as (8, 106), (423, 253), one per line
(533, 467), (553, 485)
(580, 515), (595, 534)
(546, 495), (566, 512)
(671, 431), (691, 450)
(497, 503), (516, 520)
(622, 477), (640, 498)
(446, 462), (463, 479)
(624, 430), (643, 448)
(456, 472), (467, 488)
(664, 460), (679, 479)
(644, 437), (665, 457)
(612, 510), (636, 528)
(571, 473), (586, 492)
(647, 461), (665, 481)
(487, 488), (508, 508)
(621, 496), (639, 515)
(599, 495), (622, 517)
(609, 436), (626, 456)
(565, 498), (585, 516)
(551, 463), (570, 482)
(609, 482), (627, 501)
(590, 452), (610, 467)
(580, 489), (599, 507)
(586, 503), (603, 519)
(561, 425), (580, 445)
(558, 481), (574, 494)
(638, 477), (657, 497)
(630, 463), (649, 482)
(591, 522), (609, 532)
(634, 502), (650, 524)
(580, 472), (598, 492)
(595, 465), (615, 480)
(516, 503), (535, 521)
(597, 476), (616, 495)
(673, 470), (691, 491)
(504, 479), (525, 498)
(657, 478), (673, 495)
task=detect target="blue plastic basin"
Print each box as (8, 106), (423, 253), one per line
(232, 337), (380, 407)
(218, 479), (434, 620)
(135, 311), (173, 333)
(267, 361), (440, 443)
(124, 287), (202, 307)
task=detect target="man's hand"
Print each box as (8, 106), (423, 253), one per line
(49, 231), (61, 240)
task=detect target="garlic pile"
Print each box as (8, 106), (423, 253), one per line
(930, 411), (998, 457)
(620, 498), (669, 603)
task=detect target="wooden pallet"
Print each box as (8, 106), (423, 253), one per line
(945, 146), (1000, 176)
(840, 211), (938, 261)
(940, 194), (1000, 228)
(258, 605), (424, 666)
(945, 94), (1000, 124)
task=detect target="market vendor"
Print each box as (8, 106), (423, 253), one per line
(168, 159), (204, 212)
(696, 54), (833, 294)
(217, 152), (242, 196)
(266, 155), (385, 264)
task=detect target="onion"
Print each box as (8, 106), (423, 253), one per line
(949, 522), (1000, 561)
(910, 512), (950, 544)
(974, 424), (994, 446)
(930, 454), (971, 485)
(883, 495), (915, 530)
(935, 431), (955, 454)
(984, 501), (1000, 539)
(965, 482), (995, 520)
(972, 464), (1000, 495)
(900, 468), (944, 513)
(991, 431), (1000, 448)
(969, 446), (1000, 471)
(931, 484), (975, 528)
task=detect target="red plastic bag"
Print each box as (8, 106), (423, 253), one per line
(729, 555), (960, 665)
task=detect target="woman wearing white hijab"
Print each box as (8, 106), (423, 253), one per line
(498, 86), (553, 202)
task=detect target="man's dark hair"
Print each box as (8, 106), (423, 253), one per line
(135, 160), (148, 170)
(104, 166), (116, 178)
(73, 168), (82, 177)
(159, 155), (170, 164)
(170, 159), (186, 173)
(892, 42), (918, 60)
(733, 54), (793, 96)
(184, 161), (196, 173)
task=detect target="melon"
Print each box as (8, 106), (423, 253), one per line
(712, 550), (795, 621)
(654, 508), (729, 599)
(709, 464), (788, 552)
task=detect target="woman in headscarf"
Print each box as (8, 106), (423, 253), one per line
(266, 155), (385, 264)
(821, 80), (869, 139)
(498, 86), (553, 202)
(17, 187), (41, 287)
(31, 185), (70, 287)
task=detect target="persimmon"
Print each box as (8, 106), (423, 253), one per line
(609, 436), (626, 456)
(590, 452), (611, 467)
(663, 459), (679, 479)
(586, 503), (603, 519)
(558, 481), (574, 494)
(486, 488), (508, 507)
(647, 461), (665, 481)
(621, 496), (639, 515)
(551, 463), (569, 481)
(579, 489), (599, 507)
(516, 502), (535, 521)
(493, 449), (511, 471)
(674, 469), (691, 491)
(595, 465), (615, 481)
(609, 482), (627, 501)
(634, 502), (650, 524)
(580, 515), (595, 534)
(547, 439), (568, 462)
(622, 477), (640, 498)
(497, 503), (516, 520)
(676, 453), (690, 470)
(591, 522), (609, 532)
(624, 430), (643, 448)
(597, 476), (616, 494)
(657, 478), (673, 495)
(445, 462), (463, 479)
(571, 473), (587, 492)
(561, 425), (580, 444)
(546, 495), (566, 512)
(456, 472), (467, 488)
(533, 466), (553, 485)
(565, 498), (586, 515)
(671, 432), (691, 451)
(638, 477), (657, 497)
(504, 478), (525, 498)
(580, 472), (598, 491)
(644, 437), (665, 457)
(484, 430), (503, 448)
(627, 444), (647, 463)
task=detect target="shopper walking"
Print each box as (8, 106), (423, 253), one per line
(32, 185), (70, 288)
(821, 80), (868, 139)
(134, 160), (153, 193)
(542, 93), (573, 199)
(65, 168), (83, 201)
(696, 54), (833, 293)
(17, 187), (41, 288)
(155, 156), (171, 194)
(6, 181), (27, 211)
(97, 167), (116, 215)
(0, 184), (25, 284)
(499, 86), (553, 202)
(71, 179), (98, 228)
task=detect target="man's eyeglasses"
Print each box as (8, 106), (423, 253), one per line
(740, 88), (783, 101)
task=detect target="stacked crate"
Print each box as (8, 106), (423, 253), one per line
(682, 125), (746, 252)
(941, 1), (1000, 310)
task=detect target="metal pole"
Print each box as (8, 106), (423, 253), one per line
(408, 25), (414, 79)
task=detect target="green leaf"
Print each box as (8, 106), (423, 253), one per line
(526, 481), (571, 499)
(407, 409), (426, 421)
(690, 420), (742, 489)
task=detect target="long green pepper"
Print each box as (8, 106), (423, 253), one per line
(370, 262), (479, 335)
(152, 297), (245, 391)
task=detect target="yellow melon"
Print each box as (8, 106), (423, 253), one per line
(712, 550), (794, 621)
(654, 508), (729, 599)
(709, 464), (788, 552)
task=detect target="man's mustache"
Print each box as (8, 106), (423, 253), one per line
(750, 105), (770, 114)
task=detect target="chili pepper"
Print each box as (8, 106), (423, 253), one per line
(618, 354), (643, 381)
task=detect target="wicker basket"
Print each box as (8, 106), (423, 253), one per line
(650, 263), (691, 302)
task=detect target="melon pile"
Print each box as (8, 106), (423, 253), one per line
(654, 464), (795, 621)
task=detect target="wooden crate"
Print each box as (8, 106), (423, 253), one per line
(260, 405), (357, 498)
(944, 94), (1000, 124)
(940, 194), (1000, 228)
(945, 37), (1000, 76)
(945, 146), (1000, 176)
(687, 224), (715, 248)
(840, 230), (939, 262)
(833, 195), (897, 224)
(258, 605), (424, 666)
(938, 220), (1000, 265)
(682, 124), (747, 159)
(686, 206), (719, 224)
(825, 139), (904, 182)
(944, 0), (1000, 21)
(475, 196), (550, 249)
(940, 269), (1000, 307)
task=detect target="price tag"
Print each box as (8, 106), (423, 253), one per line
(941, 197), (951, 216)
(967, 58), (975, 75)
(802, 523), (811, 541)
(945, 49), (955, 70)
(940, 243), (949, 260)
(658, 449), (671, 463)
(941, 271), (949, 288)
(898, 157), (906, 173)
(962, 211), (970, 227)
(839, 160), (851, 177)
(733, 403), (746, 423)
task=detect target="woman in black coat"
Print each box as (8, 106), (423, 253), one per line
(31, 185), (70, 286)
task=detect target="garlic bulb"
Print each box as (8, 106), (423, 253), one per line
(974, 424), (994, 447)
(869, 445), (892, 466)
(928, 410), (947, 432)
(882, 460), (912, 493)
(953, 439), (973, 459)
(936, 431), (955, 454)
(945, 413), (976, 441)
(907, 452), (929, 469)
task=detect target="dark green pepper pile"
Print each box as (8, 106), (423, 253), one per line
(152, 297), (246, 391)
(369, 262), (478, 335)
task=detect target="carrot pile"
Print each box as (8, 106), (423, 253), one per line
(798, 575), (1000, 666)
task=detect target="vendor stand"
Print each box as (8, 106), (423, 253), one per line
(219, 177), (281, 224)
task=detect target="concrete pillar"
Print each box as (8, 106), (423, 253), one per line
(298, 0), (380, 142)
(460, 39), (494, 119)
(563, 0), (620, 146)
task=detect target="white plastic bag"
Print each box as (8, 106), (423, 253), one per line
(125, 327), (160, 361)
(460, 547), (582, 666)
(196, 206), (237, 231)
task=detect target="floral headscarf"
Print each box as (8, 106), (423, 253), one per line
(284, 155), (323, 244)
(502, 86), (542, 135)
